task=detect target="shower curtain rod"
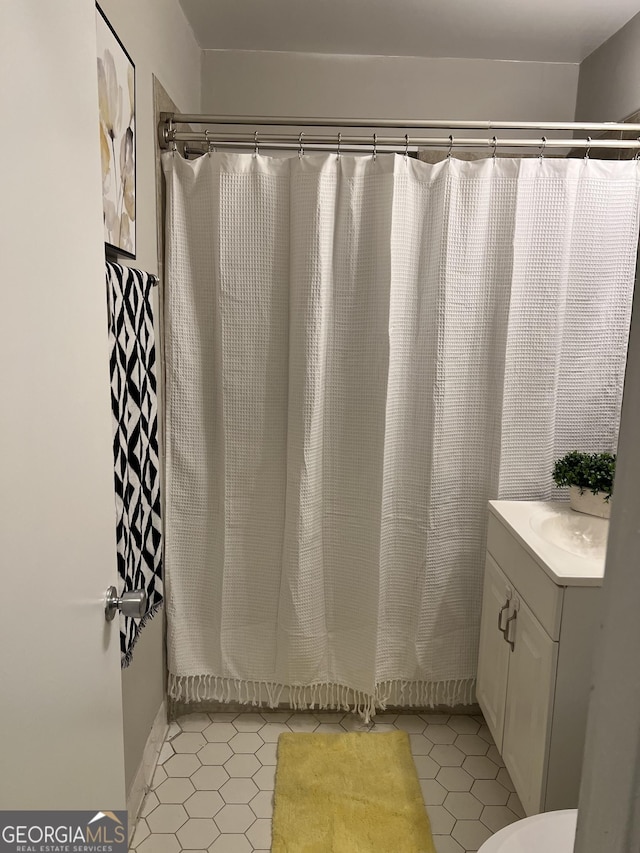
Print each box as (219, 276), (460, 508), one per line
(159, 112), (640, 153)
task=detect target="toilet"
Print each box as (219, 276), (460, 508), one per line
(478, 809), (578, 852)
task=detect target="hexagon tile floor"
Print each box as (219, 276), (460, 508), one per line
(130, 711), (525, 853)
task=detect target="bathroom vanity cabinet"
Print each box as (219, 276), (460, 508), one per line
(477, 501), (606, 817)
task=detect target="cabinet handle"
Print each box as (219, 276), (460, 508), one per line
(497, 587), (513, 633)
(498, 601), (510, 632)
(504, 609), (518, 651)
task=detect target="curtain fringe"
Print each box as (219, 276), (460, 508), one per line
(168, 673), (476, 722)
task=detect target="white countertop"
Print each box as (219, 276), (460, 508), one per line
(488, 500), (608, 587)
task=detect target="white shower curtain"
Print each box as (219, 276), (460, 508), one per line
(163, 151), (639, 716)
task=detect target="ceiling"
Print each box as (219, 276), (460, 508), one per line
(179, 0), (640, 63)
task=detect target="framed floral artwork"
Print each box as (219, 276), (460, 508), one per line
(96, 4), (136, 258)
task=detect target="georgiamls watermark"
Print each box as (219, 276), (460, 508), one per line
(0, 811), (127, 852)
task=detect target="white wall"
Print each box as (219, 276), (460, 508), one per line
(202, 50), (579, 122)
(574, 13), (640, 849)
(0, 0), (125, 808)
(575, 10), (640, 121)
(97, 0), (201, 795)
(575, 264), (640, 852)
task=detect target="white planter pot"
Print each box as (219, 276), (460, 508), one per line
(569, 485), (612, 519)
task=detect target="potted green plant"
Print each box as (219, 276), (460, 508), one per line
(552, 451), (615, 519)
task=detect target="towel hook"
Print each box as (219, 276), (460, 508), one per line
(539, 136), (547, 160)
(373, 133), (377, 161)
(254, 131), (259, 157)
(491, 136), (498, 160)
(584, 136), (591, 160)
(448, 135), (454, 158)
(405, 134), (410, 160)
(298, 132), (304, 158)
(337, 132), (342, 160)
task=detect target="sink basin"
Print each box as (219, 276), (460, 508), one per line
(530, 509), (609, 559)
(490, 500), (607, 585)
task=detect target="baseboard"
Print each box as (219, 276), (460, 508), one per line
(127, 699), (168, 843)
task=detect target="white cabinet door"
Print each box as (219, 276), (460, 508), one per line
(477, 555), (512, 749)
(502, 595), (558, 817)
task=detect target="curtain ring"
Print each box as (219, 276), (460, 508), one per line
(298, 132), (304, 158)
(584, 136), (591, 160)
(491, 136), (498, 160)
(337, 132), (342, 160)
(168, 118), (177, 153)
(373, 133), (377, 161)
(405, 134), (410, 160)
(205, 129), (212, 156)
(539, 136), (547, 160)
(448, 135), (454, 158)
(635, 137), (640, 161)
(254, 131), (259, 158)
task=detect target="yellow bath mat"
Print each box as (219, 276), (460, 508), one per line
(272, 730), (436, 853)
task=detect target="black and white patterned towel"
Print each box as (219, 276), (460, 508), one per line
(106, 261), (163, 667)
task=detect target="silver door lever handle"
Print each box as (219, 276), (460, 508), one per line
(105, 586), (147, 621)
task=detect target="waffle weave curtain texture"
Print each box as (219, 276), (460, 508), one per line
(162, 152), (639, 716)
